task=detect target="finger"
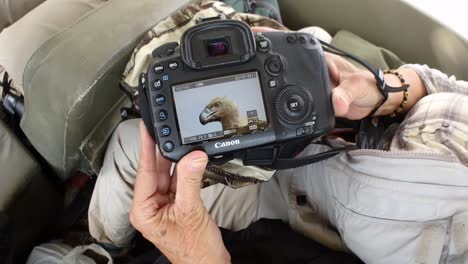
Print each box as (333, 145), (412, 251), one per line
(251, 26), (280, 33)
(325, 52), (340, 86)
(134, 121), (159, 203)
(332, 85), (353, 117)
(169, 165), (178, 195)
(156, 148), (173, 194)
(175, 151), (208, 208)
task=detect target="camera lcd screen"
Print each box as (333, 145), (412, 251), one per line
(172, 72), (268, 145)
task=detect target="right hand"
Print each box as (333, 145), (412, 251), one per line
(130, 122), (230, 264)
(325, 52), (391, 119)
(252, 26), (398, 120)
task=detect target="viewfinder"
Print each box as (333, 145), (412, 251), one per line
(207, 38), (231, 56)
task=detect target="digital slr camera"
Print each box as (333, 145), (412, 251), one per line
(140, 19), (334, 162)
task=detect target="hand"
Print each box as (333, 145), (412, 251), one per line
(130, 122), (230, 264)
(327, 53), (427, 119)
(325, 52), (392, 119)
(251, 26), (405, 120)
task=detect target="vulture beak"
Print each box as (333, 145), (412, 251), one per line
(199, 106), (213, 125)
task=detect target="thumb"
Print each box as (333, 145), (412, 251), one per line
(332, 85), (354, 117)
(175, 151), (208, 207)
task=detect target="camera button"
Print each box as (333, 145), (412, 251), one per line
(257, 38), (271, 52)
(153, 79), (163, 90)
(163, 141), (174, 152)
(275, 86), (313, 126)
(265, 56), (284, 76)
(268, 79), (278, 88)
(155, 94), (166, 105)
(154, 65), (164, 74)
(287, 97), (303, 112)
(296, 127), (306, 136)
(161, 126), (171, 137)
(158, 110), (168, 121)
(299, 35), (308, 44)
(287, 34), (297, 44)
(169, 62), (179, 70)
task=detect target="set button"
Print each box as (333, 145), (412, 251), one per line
(161, 125), (171, 137)
(275, 86), (313, 125)
(287, 97), (303, 112)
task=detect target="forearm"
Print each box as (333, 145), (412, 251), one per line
(402, 64), (468, 95)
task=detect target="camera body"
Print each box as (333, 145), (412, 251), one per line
(142, 19), (334, 162)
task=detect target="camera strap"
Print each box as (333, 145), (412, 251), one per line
(236, 137), (357, 170)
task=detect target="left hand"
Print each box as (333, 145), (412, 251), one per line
(130, 122), (230, 264)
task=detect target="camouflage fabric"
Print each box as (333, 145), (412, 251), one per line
(122, 0), (286, 89)
(220, 0), (282, 23)
(121, 0), (287, 188)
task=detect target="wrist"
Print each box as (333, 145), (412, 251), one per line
(162, 244), (231, 264)
(373, 67), (427, 117)
(373, 73), (405, 116)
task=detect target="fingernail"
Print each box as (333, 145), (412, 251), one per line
(190, 158), (207, 171)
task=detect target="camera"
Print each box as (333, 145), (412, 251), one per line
(140, 19), (334, 162)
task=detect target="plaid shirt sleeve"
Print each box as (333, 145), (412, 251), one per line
(390, 64), (468, 166)
(402, 64), (468, 95)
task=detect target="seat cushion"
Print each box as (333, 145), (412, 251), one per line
(0, 0), (46, 32)
(21, 0), (192, 179)
(0, 0), (108, 96)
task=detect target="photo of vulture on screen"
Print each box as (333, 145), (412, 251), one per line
(172, 72), (268, 145)
(199, 96), (268, 134)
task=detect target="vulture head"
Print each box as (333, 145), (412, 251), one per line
(199, 97), (240, 130)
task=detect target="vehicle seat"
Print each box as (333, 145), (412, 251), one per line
(0, 0), (192, 180)
(0, 0), (46, 32)
(0, 119), (61, 262)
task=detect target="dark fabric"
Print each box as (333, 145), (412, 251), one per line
(0, 213), (12, 264)
(221, 218), (364, 264)
(131, 219), (363, 264)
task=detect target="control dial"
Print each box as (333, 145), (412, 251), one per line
(275, 85), (314, 126)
